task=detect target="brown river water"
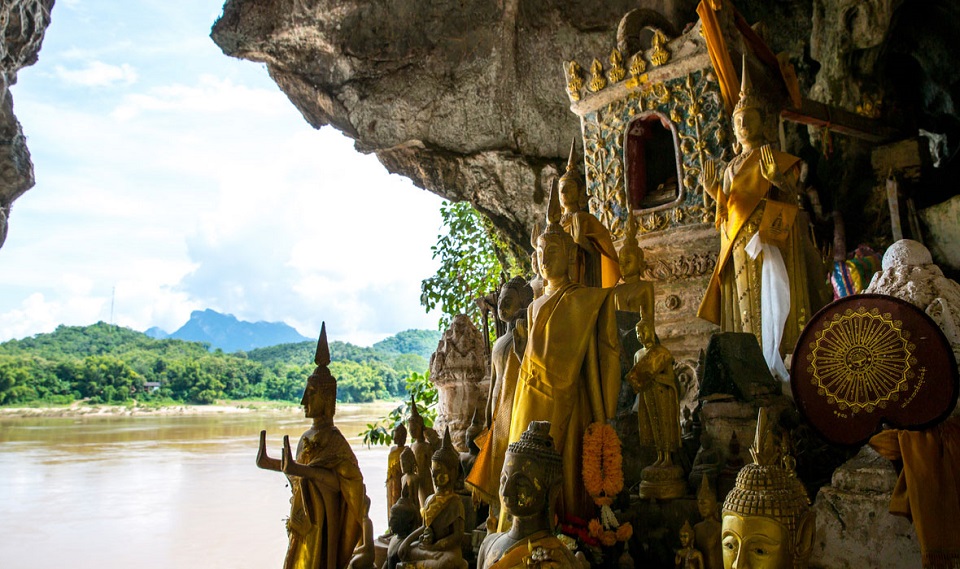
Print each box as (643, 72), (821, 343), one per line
(0, 403), (394, 569)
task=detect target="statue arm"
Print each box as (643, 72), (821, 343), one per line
(256, 430), (281, 471)
(281, 435), (342, 493)
(430, 516), (464, 551)
(398, 526), (425, 558)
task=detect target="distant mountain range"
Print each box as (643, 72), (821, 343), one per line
(146, 309), (312, 352)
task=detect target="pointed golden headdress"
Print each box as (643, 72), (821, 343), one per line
(559, 137), (581, 184)
(308, 322), (337, 395)
(733, 54), (761, 116)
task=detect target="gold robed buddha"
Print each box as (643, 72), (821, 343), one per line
(256, 324), (366, 569)
(721, 409), (815, 569)
(408, 399), (435, 506)
(507, 183), (621, 523)
(698, 58), (828, 379)
(386, 423), (408, 519)
(613, 214), (655, 325)
(559, 139), (621, 288)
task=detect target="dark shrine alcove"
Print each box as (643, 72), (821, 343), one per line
(625, 112), (683, 212)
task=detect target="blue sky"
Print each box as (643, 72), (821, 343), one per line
(0, 1), (444, 346)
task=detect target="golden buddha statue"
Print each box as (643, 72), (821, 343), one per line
(698, 57), (828, 380)
(559, 139), (621, 288)
(676, 520), (706, 569)
(477, 421), (585, 569)
(613, 213), (655, 324)
(386, 423), (408, 519)
(467, 276), (534, 514)
(408, 398), (435, 506)
(255, 323), (366, 569)
(721, 409), (815, 569)
(397, 427), (468, 569)
(507, 182), (621, 522)
(627, 319), (684, 499)
(694, 474), (723, 569)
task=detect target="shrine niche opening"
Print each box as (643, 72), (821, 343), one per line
(624, 112), (684, 212)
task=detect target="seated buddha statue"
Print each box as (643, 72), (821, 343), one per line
(477, 421), (585, 569)
(397, 428), (468, 569)
(721, 408), (815, 569)
(385, 486), (421, 569)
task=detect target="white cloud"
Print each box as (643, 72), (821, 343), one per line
(54, 61), (138, 87)
(111, 75), (287, 121)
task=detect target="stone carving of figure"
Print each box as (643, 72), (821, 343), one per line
(399, 447), (422, 515)
(721, 409), (815, 569)
(614, 213), (655, 325)
(676, 520), (706, 569)
(507, 183), (622, 522)
(385, 485), (421, 569)
(558, 139), (621, 288)
(430, 314), (488, 453)
(256, 323), (366, 569)
(397, 428), (468, 569)
(698, 57), (829, 381)
(467, 276), (534, 513)
(477, 421), (586, 569)
(408, 400), (435, 506)
(717, 431), (745, 501)
(386, 423), (408, 519)
(689, 433), (722, 492)
(694, 475), (723, 569)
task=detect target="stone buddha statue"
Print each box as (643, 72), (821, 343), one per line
(558, 139), (621, 288)
(477, 421), (585, 569)
(627, 319), (684, 499)
(689, 432), (722, 492)
(399, 447), (423, 514)
(385, 485), (421, 569)
(408, 398), (435, 506)
(698, 56), (828, 381)
(467, 276), (534, 515)
(397, 427), (468, 569)
(694, 474), (723, 569)
(386, 423), (408, 519)
(676, 520), (706, 569)
(507, 182), (621, 522)
(255, 323), (366, 569)
(721, 409), (815, 569)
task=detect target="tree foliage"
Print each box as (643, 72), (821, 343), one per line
(360, 371), (438, 447)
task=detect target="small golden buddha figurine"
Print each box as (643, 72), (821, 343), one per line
(397, 427), (468, 569)
(694, 475), (723, 569)
(467, 276), (534, 514)
(408, 399), (435, 506)
(613, 214), (655, 324)
(558, 139), (621, 288)
(386, 423), (408, 518)
(399, 447), (423, 514)
(676, 520), (706, 569)
(255, 323), (366, 569)
(698, 56), (828, 380)
(477, 421), (585, 569)
(507, 182), (621, 522)
(627, 320), (684, 499)
(721, 409), (815, 569)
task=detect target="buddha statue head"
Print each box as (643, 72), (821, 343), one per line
(721, 409), (815, 569)
(431, 427), (460, 492)
(636, 318), (656, 349)
(537, 182), (576, 286)
(732, 56), (766, 152)
(500, 421), (563, 525)
(499, 276), (534, 324)
(408, 397), (425, 442)
(697, 473), (719, 522)
(558, 138), (587, 213)
(393, 422), (408, 447)
(400, 446), (417, 475)
(679, 519), (696, 548)
(619, 214), (646, 280)
(302, 323), (337, 423)
(464, 408), (484, 454)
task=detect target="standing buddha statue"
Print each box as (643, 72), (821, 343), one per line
(694, 474), (723, 569)
(408, 398), (435, 506)
(255, 323), (366, 569)
(676, 520), (706, 569)
(613, 213), (655, 324)
(386, 423), (408, 519)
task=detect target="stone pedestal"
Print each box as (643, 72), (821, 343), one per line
(810, 446), (920, 569)
(429, 314), (489, 452)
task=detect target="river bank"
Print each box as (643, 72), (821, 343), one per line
(0, 398), (402, 419)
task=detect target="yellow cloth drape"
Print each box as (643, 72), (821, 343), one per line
(697, 0), (739, 113)
(563, 212), (621, 288)
(869, 417), (960, 569)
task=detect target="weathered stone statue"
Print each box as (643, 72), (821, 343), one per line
(627, 319), (684, 499)
(459, 409), (483, 479)
(507, 183), (621, 521)
(467, 276), (533, 511)
(689, 432), (722, 492)
(385, 486), (420, 569)
(698, 57), (828, 381)
(694, 475), (723, 569)
(386, 423), (408, 518)
(676, 520), (706, 569)
(256, 323), (366, 569)
(477, 421), (584, 569)
(397, 428), (468, 569)
(408, 400), (435, 506)
(399, 447), (422, 514)
(430, 314), (489, 452)
(348, 494), (376, 569)
(721, 408), (815, 569)
(558, 139), (621, 288)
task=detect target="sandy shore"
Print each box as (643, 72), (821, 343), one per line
(0, 400), (302, 418)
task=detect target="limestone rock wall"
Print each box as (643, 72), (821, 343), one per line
(0, 0), (53, 250)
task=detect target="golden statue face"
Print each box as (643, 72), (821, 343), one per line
(558, 176), (582, 210)
(537, 235), (570, 281)
(431, 460), (452, 490)
(301, 380), (334, 420)
(620, 246), (644, 278)
(499, 455), (546, 518)
(637, 322), (655, 347)
(698, 494), (717, 519)
(733, 108), (763, 148)
(721, 513), (792, 569)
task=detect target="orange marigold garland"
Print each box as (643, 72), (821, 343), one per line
(582, 422), (632, 545)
